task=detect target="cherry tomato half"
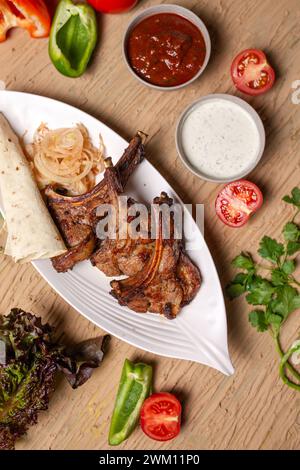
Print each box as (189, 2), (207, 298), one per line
(87, 0), (138, 14)
(231, 49), (275, 96)
(215, 180), (263, 228)
(140, 392), (181, 442)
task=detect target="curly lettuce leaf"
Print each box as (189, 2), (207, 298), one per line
(0, 356), (56, 450)
(0, 309), (110, 449)
(58, 335), (111, 389)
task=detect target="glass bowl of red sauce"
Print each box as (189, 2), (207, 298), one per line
(123, 4), (211, 91)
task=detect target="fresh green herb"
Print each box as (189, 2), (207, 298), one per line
(258, 236), (284, 263)
(282, 187), (300, 208)
(287, 241), (300, 256)
(227, 187), (300, 391)
(248, 310), (269, 332)
(283, 222), (300, 242)
(232, 252), (255, 271)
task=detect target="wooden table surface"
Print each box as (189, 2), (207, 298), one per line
(0, 0), (300, 451)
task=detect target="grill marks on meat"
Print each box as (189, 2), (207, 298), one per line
(45, 133), (201, 318)
(110, 193), (201, 319)
(91, 238), (154, 277)
(91, 198), (154, 277)
(45, 134), (145, 272)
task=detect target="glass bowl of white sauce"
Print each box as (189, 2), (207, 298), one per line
(176, 94), (265, 183)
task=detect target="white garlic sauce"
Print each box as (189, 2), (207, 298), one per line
(181, 98), (260, 180)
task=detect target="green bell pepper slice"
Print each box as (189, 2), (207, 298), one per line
(109, 359), (152, 446)
(49, 0), (97, 78)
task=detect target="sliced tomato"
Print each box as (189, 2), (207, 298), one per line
(215, 180), (263, 228)
(231, 49), (275, 96)
(140, 392), (181, 442)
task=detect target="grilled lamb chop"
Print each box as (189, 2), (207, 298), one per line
(89, 164), (201, 318)
(90, 194), (154, 277)
(91, 237), (154, 277)
(91, 186), (201, 315)
(46, 132), (201, 318)
(110, 192), (201, 319)
(45, 133), (145, 272)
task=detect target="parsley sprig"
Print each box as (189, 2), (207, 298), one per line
(227, 188), (300, 391)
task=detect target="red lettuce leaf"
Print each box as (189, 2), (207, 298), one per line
(0, 309), (110, 449)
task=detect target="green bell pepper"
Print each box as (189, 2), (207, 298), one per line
(49, 0), (98, 78)
(109, 359), (152, 446)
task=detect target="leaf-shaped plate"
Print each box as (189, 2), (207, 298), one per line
(0, 91), (234, 375)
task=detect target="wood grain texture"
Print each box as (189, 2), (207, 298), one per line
(0, 0), (300, 450)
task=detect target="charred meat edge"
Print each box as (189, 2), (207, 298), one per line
(45, 133), (146, 272)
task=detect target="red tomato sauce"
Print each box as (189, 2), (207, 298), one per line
(127, 13), (206, 87)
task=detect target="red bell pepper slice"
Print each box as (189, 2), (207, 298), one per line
(0, 0), (50, 42)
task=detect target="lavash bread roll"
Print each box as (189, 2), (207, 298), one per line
(0, 113), (66, 262)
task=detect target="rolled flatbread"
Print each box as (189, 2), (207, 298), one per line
(0, 113), (66, 263)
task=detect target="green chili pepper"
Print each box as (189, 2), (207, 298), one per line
(49, 0), (98, 78)
(109, 359), (152, 446)
(279, 341), (300, 392)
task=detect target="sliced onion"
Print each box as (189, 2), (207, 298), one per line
(25, 124), (105, 195)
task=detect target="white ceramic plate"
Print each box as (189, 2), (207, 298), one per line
(0, 91), (233, 375)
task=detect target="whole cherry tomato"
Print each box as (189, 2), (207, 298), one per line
(87, 0), (138, 14)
